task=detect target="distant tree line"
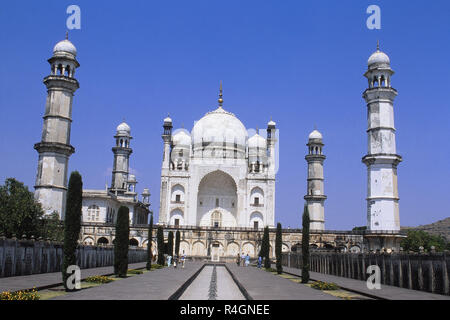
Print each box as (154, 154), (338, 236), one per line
(401, 230), (449, 252)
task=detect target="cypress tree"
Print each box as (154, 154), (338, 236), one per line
(62, 171), (83, 291)
(157, 226), (165, 265)
(146, 213), (153, 270)
(114, 206), (129, 277)
(167, 231), (174, 257)
(175, 230), (181, 257)
(275, 222), (283, 274)
(262, 226), (271, 269)
(301, 204), (310, 283)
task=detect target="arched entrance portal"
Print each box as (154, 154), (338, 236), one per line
(197, 170), (237, 227)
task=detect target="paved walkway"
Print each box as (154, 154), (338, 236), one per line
(52, 262), (204, 300)
(0, 262), (146, 293)
(281, 265), (450, 300)
(227, 264), (338, 300)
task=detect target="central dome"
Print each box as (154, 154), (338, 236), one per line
(191, 107), (247, 146)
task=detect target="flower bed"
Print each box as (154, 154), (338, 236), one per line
(0, 288), (40, 300)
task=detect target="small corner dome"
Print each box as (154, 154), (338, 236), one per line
(116, 122), (131, 135)
(309, 129), (322, 140)
(142, 188), (150, 195)
(164, 116), (172, 123)
(128, 174), (136, 182)
(173, 130), (191, 146)
(368, 50), (390, 67)
(53, 39), (77, 56)
(248, 133), (267, 148)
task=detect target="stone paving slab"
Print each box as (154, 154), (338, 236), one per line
(281, 266), (450, 300)
(0, 262), (146, 293)
(52, 262), (204, 300)
(227, 264), (339, 300)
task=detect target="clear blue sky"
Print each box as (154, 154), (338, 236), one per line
(1, 1), (449, 230)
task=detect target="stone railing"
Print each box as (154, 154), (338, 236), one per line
(0, 237), (148, 278)
(282, 251), (450, 296)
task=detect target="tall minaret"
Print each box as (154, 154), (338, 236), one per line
(34, 35), (80, 219)
(161, 115), (173, 171)
(267, 118), (277, 176)
(110, 122), (132, 193)
(159, 115), (173, 224)
(304, 129), (326, 231)
(362, 42), (402, 232)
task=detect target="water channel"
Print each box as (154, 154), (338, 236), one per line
(179, 265), (245, 300)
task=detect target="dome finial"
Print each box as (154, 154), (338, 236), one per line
(218, 80), (223, 107)
(377, 40), (380, 51)
(65, 31), (69, 40)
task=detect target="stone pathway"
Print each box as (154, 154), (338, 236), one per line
(0, 262), (147, 293)
(281, 265), (450, 300)
(52, 262), (204, 300)
(7, 261), (444, 300)
(227, 264), (338, 300)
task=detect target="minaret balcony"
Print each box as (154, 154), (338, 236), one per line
(362, 153), (402, 166)
(363, 87), (397, 102)
(43, 75), (79, 91)
(34, 141), (75, 156)
(304, 195), (327, 201)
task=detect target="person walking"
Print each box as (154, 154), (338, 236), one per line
(241, 252), (245, 266)
(181, 253), (186, 268)
(236, 253), (241, 266)
(257, 255), (262, 268)
(173, 255), (178, 268)
(167, 254), (172, 267)
(245, 254), (250, 267)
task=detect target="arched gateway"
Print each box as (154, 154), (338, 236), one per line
(197, 170), (238, 227)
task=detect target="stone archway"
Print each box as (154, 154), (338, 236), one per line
(97, 237), (109, 245)
(197, 170), (237, 227)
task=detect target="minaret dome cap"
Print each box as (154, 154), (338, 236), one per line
(308, 129), (323, 140)
(368, 42), (390, 68)
(116, 122), (131, 135)
(53, 39), (77, 57)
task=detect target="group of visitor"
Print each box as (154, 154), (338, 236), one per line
(236, 252), (251, 267)
(167, 253), (186, 268)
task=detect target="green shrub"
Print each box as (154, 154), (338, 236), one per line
(146, 214), (153, 270)
(151, 264), (164, 270)
(157, 227), (165, 265)
(63, 171), (83, 291)
(311, 281), (339, 291)
(114, 206), (129, 277)
(275, 222), (283, 274)
(301, 204), (310, 283)
(85, 275), (114, 284)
